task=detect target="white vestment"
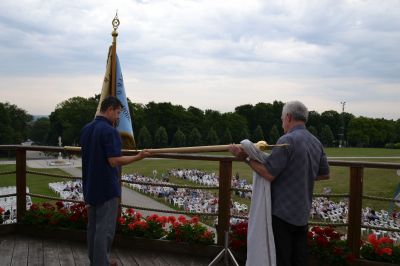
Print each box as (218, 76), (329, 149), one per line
(240, 139), (276, 266)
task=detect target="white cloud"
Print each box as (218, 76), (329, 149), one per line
(0, 0), (399, 119)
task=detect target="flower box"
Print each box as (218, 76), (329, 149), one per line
(8, 223), (222, 258)
(358, 259), (399, 266)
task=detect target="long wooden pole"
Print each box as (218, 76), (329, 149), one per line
(65, 142), (288, 154)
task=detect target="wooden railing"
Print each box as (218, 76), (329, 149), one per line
(1, 145), (400, 259)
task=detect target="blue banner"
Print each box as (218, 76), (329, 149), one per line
(115, 54), (135, 149)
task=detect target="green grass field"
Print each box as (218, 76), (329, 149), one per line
(1, 147), (400, 211)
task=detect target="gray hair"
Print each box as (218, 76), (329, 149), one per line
(282, 101), (308, 122)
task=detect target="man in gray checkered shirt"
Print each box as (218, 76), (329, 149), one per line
(230, 101), (330, 266)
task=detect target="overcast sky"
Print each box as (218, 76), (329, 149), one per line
(0, 0), (399, 119)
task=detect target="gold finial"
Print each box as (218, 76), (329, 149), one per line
(112, 10), (120, 36)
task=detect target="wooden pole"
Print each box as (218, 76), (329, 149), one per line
(110, 12), (122, 222)
(64, 142), (288, 154)
(16, 148), (27, 222)
(347, 166), (363, 259)
(217, 160), (232, 245)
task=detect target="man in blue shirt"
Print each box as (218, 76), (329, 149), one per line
(80, 96), (150, 266)
(229, 101), (329, 266)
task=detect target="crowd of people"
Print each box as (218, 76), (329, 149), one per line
(48, 180), (83, 202)
(122, 172), (247, 215)
(168, 168), (253, 199)
(0, 186), (32, 223)
(311, 197), (400, 243)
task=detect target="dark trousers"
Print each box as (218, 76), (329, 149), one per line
(272, 215), (309, 266)
(87, 197), (118, 266)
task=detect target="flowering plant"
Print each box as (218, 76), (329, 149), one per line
(360, 233), (400, 264)
(308, 226), (354, 266)
(166, 215), (215, 245)
(22, 202), (87, 229)
(229, 221), (248, 251)
(0, 207), (4, 224)
(21, 202), (215, 245)
(117, 208), (166, 239)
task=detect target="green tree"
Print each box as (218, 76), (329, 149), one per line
(138, 126), (152, 148)
(347, 117), (372, 147)
(206, 128), (219, 145)
(188, 127), (202, 146)
(48, 96), (98, 146)
(320, 125), (334, 147)
(0, 102), (32, 144)
(172, 129), (186, 147)
(307, 111), (321, 133)
(251, 125), (264, 142)
(308, 126), (318, 138)
(238, 128), (250, 141)
(154, 126), (168, 148)
(268, 124), (280, 144)
(29, 117), (50, 145)
(321, 110), (341, 143)
(221, 128), (233, 144)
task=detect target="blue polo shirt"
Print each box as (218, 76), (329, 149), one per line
(80, 116), (122, 205)
(264, 125), (329, 226)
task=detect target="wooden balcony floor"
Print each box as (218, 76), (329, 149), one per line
(0, 234), (228, 266)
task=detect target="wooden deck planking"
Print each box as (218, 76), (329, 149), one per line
(11, 235), (28, 266)
(0, 235), (15, 266)
(28, 238), (44, 266)
(0, 234), (222, 266)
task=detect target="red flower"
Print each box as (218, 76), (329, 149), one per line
(147, 214), (159, 222)
(156, 216), (165, 225)
(379, 247), (392, 256)
(173, 221), (180, 228)
(136, 212), (142, 220)
(118, 217), (126, 225)
(168, 216), (176, 223)
(178, 215), (186, 223)
(0, 207), (5, 214)
(203, 230), (213, 238)
(323, 227), (334, 237)
(316, 235), (329, 247)
(378, 237), (393, 245)
(368, 234), (378, 245)
(127, 208), (135, 215)
(30, 204), (39, 211)
(127, 222), (135, 230)
(346, 253), (355, 263)
(311, 226), (324, 235)
(190, 216), (199, 224)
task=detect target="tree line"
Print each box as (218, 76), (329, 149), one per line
(1, 96), (399, 150)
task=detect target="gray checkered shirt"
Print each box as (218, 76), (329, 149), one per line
(264, 125), (329, 226)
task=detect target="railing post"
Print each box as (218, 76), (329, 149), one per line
(217, 160), (232, 245)
(16, 148), (27, 222)
(347, 166), (364, 259)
